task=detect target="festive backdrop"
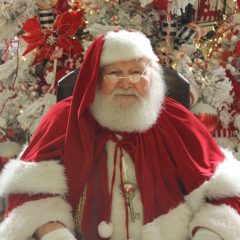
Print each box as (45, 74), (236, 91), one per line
(0, 0), (239, 168)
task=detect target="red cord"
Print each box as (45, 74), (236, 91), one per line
(119, 148), (130, 240)
(105, 134), (131, 239)
(106, 143), (118, 222)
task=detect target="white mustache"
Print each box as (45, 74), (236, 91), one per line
(112, 88), (140, 97)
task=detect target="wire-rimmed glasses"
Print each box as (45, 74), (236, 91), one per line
(103, 62), (150, 83)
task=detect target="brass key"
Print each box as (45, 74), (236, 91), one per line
(121, 182), (140, 223)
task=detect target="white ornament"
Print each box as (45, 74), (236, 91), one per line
(98, 221), (113, 238)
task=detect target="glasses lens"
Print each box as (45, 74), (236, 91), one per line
(128, 75), (141, 82)
(104, 75), (118, 82)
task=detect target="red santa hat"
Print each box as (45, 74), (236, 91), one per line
(100, 30), (159, 66)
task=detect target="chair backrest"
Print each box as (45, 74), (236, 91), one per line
(57, 67), (190, 108)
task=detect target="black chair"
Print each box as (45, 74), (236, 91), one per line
(57, 67), (190, 108)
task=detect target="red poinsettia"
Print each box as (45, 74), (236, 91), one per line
(21, 10), (85, 64)
(55, 0), (71, 14)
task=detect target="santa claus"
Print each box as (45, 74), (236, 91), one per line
(0, 30), (240, 240)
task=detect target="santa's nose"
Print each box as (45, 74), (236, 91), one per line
(117, 76), (133, 88)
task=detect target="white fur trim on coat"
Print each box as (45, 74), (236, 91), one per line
(207, 149), (240, 199)
(185, 148), (240, 239)
(143, 149), (240, 240)
(0, 196), (74, 240)
(190, 203), (240, 240)
(186, 148), (240, 213)
(140, 202), (192, 240)
(140, 221), (162, 240)
(0, 160), (67, 197)
(154, 202), (192, 240)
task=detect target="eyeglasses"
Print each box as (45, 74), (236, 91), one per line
(103, 63), (150, 83)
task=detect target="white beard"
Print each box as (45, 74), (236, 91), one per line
(90, 66), (166, 133)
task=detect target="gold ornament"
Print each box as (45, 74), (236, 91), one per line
(36, 0), (58, 10)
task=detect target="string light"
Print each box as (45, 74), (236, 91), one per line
(68, 0), (99, 14)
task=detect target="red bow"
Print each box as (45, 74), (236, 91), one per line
(22, 10), (85, 64)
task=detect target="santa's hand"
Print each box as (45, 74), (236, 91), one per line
(41, 228), (76, 240)
(192, 228), (222, 240)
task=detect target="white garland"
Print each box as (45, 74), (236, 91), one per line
(17, 93), (56, 135)
(202, 67), (233, 110)
(85, 0), (160, 47)
(85, 23), (120, 39)
(0, 90), (15, 111)
(0, 37), (40, 147)
(2, 44), (36, 83)
(16, 42), (37, 85)
(175, 48), (234, 114)
(0, 0), (36, 42)
(0, 58), (16, 86)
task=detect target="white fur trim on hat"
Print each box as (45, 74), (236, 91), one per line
(0, 196), (74, 240)
(100, 30), (159, 66)
(0, 159), (67, 197)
